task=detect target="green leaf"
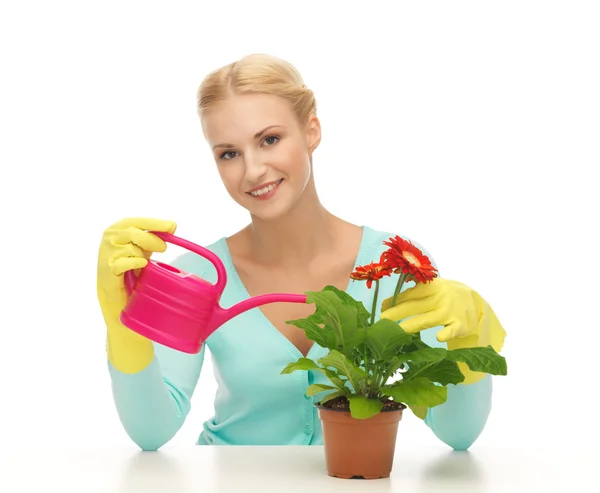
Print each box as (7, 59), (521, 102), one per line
(305, 286), (368, 350)
(348, 395), (383, 419)
(321, 285), (371, 326)
(280, 357), (347, 390)
(405, 338), (429, 351)
(284, 317), (338, 349)
(320, 371), (347, 390)
(446, 345), (508, 376)
(366, 318), (415, 361)
(405, 359), (465, 385)
(384, 348), (449, 382)
(318, 350), (370, 392)
(319, 390), (347, 404)
(306, 384), (339, 396)
(280, 357), (320, 374)
(395, 347), (448, 365)
(383, 377), (448, 407)
(408, 404), (429, 420)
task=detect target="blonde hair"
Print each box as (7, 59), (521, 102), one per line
(197, 54), (317, 125)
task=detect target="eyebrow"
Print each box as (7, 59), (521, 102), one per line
(212, 125), (285, 150)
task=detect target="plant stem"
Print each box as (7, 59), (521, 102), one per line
(391, 273), (407, 307)
(380, 361), (403, 387)
(377, 365), (390, 389)
(363, 279), (380, 376)
(370, 279), (380, 326)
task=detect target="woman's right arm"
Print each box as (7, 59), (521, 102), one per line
(97, 218), (210, 450)
(107, 340), (207, 451)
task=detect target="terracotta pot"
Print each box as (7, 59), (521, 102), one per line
(316, 402), (406, 479)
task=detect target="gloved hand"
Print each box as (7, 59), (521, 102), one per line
(97, 217), (177, 374)
(380, 278), (506, 384)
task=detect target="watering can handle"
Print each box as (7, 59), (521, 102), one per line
(138, 231), (227, 293)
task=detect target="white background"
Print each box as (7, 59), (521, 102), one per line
(1, 0), (598, 456)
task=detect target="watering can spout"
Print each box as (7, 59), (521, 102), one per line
(208, 293), (308, 331)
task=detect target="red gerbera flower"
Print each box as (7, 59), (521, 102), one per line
(350, 260), (393, 289)
(382, 235), (438, 284)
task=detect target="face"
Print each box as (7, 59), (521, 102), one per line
(201, 93), (321, 221)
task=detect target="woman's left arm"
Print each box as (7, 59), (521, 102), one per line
(425, 375), (492, 450)
(380, 275), (507, 450)
(419, 321), (496, 451)
(423, 374), (493, 450)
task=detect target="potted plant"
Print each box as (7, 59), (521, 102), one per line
(280, 236), (507, 479)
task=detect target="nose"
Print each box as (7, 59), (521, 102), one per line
(243, 151), (269, 183)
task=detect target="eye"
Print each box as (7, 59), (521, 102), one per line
(218, 135), (280, 160)
(219, 150), (238, 160)
(263, 135), (280, 146)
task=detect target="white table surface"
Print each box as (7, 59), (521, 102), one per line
(1, 444), (596, 492)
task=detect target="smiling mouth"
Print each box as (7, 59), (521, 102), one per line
(247, 178), (284, 197)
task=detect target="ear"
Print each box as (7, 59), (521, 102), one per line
(305, 115), (321, 154)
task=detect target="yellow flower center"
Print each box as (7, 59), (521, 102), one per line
(402, 251), (421, 267)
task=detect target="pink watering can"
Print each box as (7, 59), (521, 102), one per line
(119, 232), (307, 354)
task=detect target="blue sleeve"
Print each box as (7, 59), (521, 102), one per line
(420, 326), (493, 450)
(107, 252), (211, 451)
(403, 238), (494, 450)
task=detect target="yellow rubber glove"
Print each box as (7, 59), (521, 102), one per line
(97, 217), (177, 374)
(380, 278), (506, 384)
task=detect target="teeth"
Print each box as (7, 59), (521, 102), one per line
(250, 180), (280, 196)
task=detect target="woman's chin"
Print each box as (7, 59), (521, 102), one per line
(249, 205), (290, 222)
(246, 197), (296, 222)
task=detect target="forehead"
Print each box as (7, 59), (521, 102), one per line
(201, 93), (297, 144)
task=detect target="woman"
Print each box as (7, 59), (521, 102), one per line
(97, 54), (506, 450)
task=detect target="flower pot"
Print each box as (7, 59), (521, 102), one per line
(316, 398), (406, 479)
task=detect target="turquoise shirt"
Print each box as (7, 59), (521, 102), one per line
(108, 225), (493, 451)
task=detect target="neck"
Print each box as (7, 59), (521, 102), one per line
(245, 176), (339, 267)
